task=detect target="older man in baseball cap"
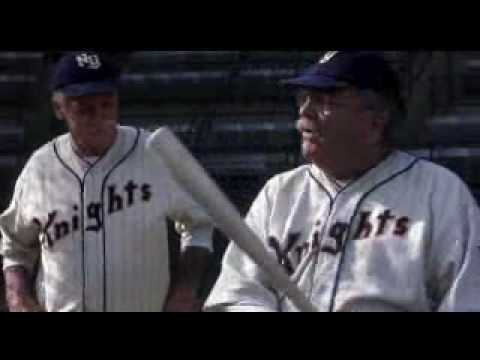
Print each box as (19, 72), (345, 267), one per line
(205, 51), (480, 312)
(50, 52), (121, 96)
(48, 52), (122, 158)
(0, 51), (214, 312)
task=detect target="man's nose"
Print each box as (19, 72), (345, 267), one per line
(299, 96), (314, 116)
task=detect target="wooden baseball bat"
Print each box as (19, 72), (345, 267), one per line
(146, 127), (317, 312)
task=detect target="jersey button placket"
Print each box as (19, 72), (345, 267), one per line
(311, 191), (361, 311)
(311, 207), (344, 310)
(83, 171), (104, 312)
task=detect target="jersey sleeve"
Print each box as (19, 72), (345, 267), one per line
(0, 159), (41, 274)
(163, 166), (214, 252)
(203, 180), (281, 312)
(427, 180), (480, 312)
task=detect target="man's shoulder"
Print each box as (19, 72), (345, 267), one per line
(118, 125), (145, 136)
(119, 125), (154, 134)
(14, 135), (68, 181)
(398, 151), (474, 199)
(402, 152), (465, 184)
(266, 164), (311, 191)
(117, 125), (150, 149)
(28, 134), (69, 163)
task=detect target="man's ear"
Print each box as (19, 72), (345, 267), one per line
(52, 96), (65, 120)
(366, 110), (389, 145)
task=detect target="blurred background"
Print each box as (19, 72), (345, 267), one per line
(1, 51), (479, 311)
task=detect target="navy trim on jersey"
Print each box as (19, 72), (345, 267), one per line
(100, 127), (141, 312)
(53, 141), (94, 312)
(306, 157), (393, 306)
(53, 130), (134, 312)
(327, 157), (420, 312)
(308, 167), (334, 207)
(71, 140), (113, 171)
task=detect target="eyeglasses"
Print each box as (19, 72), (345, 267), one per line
(295, 88), (358, 114)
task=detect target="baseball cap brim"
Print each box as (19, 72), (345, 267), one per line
(60, 80), (118, 97)
(281, 74), (350, 90)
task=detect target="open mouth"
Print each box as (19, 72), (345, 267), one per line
(297, 122), (323, 146)
(298, 125), (319, 138)
(301, 128), (314, 135)
(296, 119), (318, 135)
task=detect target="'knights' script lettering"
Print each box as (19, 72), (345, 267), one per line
(267, 209), (411, 274)
(33, 180), (152, 248)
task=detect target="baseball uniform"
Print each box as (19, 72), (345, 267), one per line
(204, 150), (480, 312)
(0, 126), (213, 312)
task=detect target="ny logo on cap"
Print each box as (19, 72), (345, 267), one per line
(76, 53), (102, 70)
(319, 51), (339, 64)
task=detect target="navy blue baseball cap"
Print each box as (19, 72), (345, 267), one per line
(282, 51), (400, 98)
(50, 52), (121, 96)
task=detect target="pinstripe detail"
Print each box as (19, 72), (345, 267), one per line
(53, 132), (130, 312)
(99, 128), (141, 312)
(328, 158), (420, 312)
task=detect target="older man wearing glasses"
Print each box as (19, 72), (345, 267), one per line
(204, 51), (480, 312)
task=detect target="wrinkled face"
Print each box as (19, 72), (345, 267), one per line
(295, 87), (385, 174)
(54, 93), (119, 156)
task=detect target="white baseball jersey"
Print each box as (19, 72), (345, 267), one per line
(204, 150), (480, 312)
(0, 126), (213, 312)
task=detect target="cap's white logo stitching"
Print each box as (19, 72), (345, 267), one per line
(319, 51), (339, 64)
(76, 53), (102, 70)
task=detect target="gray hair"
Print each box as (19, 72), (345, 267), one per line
(357, 88), (404, 144)
(52, 90), (66, 103)
(51, 90), (67, 120)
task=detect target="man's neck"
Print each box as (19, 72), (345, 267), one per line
(319, 146), (392, 182)
(71, 132), (117, 158)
